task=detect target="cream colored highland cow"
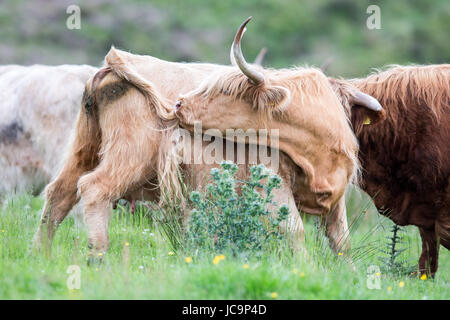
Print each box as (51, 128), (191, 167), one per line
(0, 64), (97, 197)
(33, 36), (382, 261)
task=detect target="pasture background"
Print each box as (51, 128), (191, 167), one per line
(1, 0), (449, 76)
(0, 0), (449, 299)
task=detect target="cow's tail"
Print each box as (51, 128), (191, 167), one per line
(157, 126), (186, 208)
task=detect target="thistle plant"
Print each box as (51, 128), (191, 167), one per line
(187, 161), (289, 257)
(378, 223), (415, 276)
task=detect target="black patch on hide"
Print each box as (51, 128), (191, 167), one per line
(0, 121), (23, 144)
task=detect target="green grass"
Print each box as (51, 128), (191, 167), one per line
(0, 192), (448, 300)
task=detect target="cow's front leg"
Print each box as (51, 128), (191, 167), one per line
(77, 170), (112, 260)
(418, 227), (438, 278)
(321, 195), (351, 256)
(272, 185), (305, 255)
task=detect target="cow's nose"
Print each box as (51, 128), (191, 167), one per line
(315, 190), (332, 206)
(174, 100), (182, 112)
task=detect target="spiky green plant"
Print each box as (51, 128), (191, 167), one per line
(378, 223), (416, 276)
(186, 161), (289, 258)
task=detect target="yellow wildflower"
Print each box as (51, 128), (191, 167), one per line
(338, 252), (343, 256)
(292, 268), (298, 274)
(213, 254), (225, 265)
(299, 272), (305, 278)
(387, 286), (392, 292)
(270, 292), (278, 299)
(124, 242), (130, 247)
(97, 252), (103, 257)
(398, 281), (405, 288)
(420, 274), (427, 281)
(185, 257), (192, 263)
(243, 264), (249, 269)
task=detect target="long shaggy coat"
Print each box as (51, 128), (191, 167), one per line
(338, 64), (449, 275)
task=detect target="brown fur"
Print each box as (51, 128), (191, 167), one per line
(334, 65), (450, 276)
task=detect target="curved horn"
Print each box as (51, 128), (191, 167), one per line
(231, 17), (265, 85)
(320, 56), (334, 73)
(351, 91), (383, 112)
(253, 47), (267, 66)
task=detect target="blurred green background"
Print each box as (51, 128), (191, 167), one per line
(0, 0), (448, 77)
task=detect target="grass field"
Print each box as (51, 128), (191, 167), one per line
(0, 191), (448, 300)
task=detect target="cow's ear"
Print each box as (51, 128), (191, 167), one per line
(351, 105), (386, 135)
(91, 67), (111, 92)
(254, 85), (291, 111)
(328, 78), (385, 133)
(105, 47), (126, 66)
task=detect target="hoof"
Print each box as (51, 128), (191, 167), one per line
(410, 270), (435, 279)
(87, 254), (104, 266)
(86, 244), (106, 266)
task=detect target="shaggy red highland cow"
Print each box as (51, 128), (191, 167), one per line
(330, 65), (449, 276)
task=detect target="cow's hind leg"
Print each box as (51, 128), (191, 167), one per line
(436, 210), (450, 250)
(33, 109), (100, 254)
(77, 160), (153, 260)
(418, 227), (439, 277)
(33, 164), (87, 254)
